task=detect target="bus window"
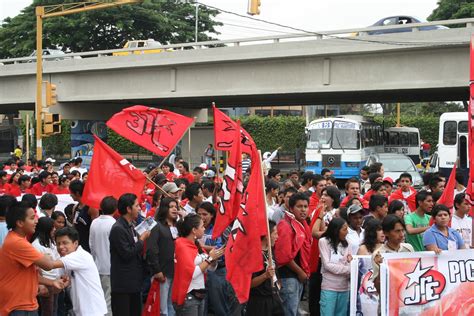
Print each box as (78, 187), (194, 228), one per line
(458, 121), (468, 133)
(459, 135), (468, 169)
(400, 132), (409, 146)
(408, 133), (419, 146)
(389, 132), (399, 146)
(384, 131), (389, 144)
(443, 121), (457, 145)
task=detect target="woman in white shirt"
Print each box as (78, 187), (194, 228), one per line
(31, 217), (61, 316)
(172, 214), (224, 316)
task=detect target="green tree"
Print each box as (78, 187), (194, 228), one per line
(428, 0), (474, 22)
(0, 0), (221, 59)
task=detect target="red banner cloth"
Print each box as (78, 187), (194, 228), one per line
(213, 120), (243, 239)
(171, 238), (199, 306)
(225, 146), (265, 303)
(213, 106), (255, 154)
(106, 105), (194, 157)
(82, 135), (146, 209)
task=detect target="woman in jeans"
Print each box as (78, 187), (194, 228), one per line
(172, 214), (224, 316)
(318, 217), (352, 316)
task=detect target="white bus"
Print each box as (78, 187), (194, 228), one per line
(383, 126), (421, 164)
(429, 112), (468, 178)
(305, 115), (384, 179)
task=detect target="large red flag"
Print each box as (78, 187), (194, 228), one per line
(466, 38), (474, 215)
(437, 163), (457, 209)
(82, 135), (146, 210)
(212, 120), (243, 239)
(225, 146), (265, 303)
(213, 105), (255, 154)
(106, 105), (194, 157)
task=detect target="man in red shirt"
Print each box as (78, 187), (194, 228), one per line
(0, 171), (11, 196)
(177, 161), (195, 184)
(308, 174), (326, 215)
(275, 192), (312, 316)
(341, 178), (369, 208)
(30, 171), (53, 196)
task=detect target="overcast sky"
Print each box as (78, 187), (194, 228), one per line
(1, 0), (440, 39)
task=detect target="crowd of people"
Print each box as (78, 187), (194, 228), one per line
(0, 153), (472, 316)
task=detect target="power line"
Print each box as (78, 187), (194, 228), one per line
(197, 2), (469, 47)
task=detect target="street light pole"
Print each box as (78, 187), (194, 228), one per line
(35, 6), (44, 160)
(195, 2), (199, 43)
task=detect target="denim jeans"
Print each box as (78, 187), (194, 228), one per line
(280, 277), (304, 316)
(174, 294), (205, 316)
(9, 311), (39, 316)
(320, 290), (349, 316)
(160, 278), (175, 316)
(206, 267), (240, 316)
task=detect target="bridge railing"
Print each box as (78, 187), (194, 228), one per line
(1, 17), (473, 65)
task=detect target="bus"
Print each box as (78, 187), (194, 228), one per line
(429, 112), (468, 178)
(305, 115), (384, 178)
(383, 126), (421, 164)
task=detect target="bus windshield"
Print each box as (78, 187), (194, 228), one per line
(332, 121), (360, 149)
(307, 120), (360, 150)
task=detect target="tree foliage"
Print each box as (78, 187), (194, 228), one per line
(0, 0), (221, 59)
(428, 0), (474, 22)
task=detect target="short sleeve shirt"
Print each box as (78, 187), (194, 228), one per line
(0, 232), (43, 315)
(60, 246), (107, 316)
(423, 225), (464, 250)
(404, 212), (431, 252)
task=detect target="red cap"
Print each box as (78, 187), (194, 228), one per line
(383, 177), (393, 185)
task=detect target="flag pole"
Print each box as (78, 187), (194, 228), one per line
(144, 174), (188, 214)
(258, 149), (274, 272)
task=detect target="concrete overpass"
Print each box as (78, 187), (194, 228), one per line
(0, 18), (473, 119)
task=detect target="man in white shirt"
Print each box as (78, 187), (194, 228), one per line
(70, 157), (88, 176)
(90, 196), (117, 315)
(452, 193), (473, 248)
(183, 183), (204, 215)
(346, 204), (365, 255)
(52, 227), (107, 316)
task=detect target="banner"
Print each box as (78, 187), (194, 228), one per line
(350, 255), (379, 316)
(380, 250), (474, 316)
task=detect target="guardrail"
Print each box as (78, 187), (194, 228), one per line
(1, 17), (473, 65)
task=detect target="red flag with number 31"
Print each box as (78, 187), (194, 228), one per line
(107, 105), (194, 157)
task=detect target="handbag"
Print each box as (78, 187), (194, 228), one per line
(142, 279), (160, 316)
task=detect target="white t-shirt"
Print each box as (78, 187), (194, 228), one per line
(32, 239), (60, 280)
(70, 166), (88, 176)
(451, 214), (472, 248)
(60, 246), (107, 316)
(346, 227), (365, 255)
(89, 215), (116, 275)
(188, 253), (217, 293)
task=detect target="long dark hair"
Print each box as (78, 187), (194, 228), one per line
(31, 217), (55, 248)
(321, 217), (348, 252)
(176, 213), (204, 254)
(155, 197), (178, 225)
(197, 202), (216, 226)
(362, 219), (383, 253)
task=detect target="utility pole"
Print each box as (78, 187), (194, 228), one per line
(35, 1), (142, 160)
(195, 2), (199, 43)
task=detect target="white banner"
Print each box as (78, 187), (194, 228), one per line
(350, 255), (379, 316)
(381, 249), (474, 316)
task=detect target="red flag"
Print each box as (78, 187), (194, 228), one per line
(142, 279), (160, 316)
(212, 120), (243, 239)
(213, 105), (255, 154)
(82, 135), (146, 209)
(106, 105), (194, 157)
(437, 163), (457, 209)
(466, 38), (474, 215)
(225, 146), (265, 303)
